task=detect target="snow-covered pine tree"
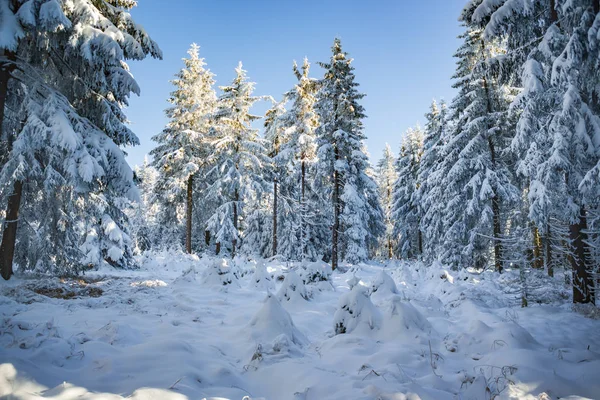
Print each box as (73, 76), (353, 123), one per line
(476, 0), (600, 302)
(375, 144), (397, 259)
(440, 2), (519, 272)
(392, 126), (424, 259)
(151, 43), (216, 254)
(206, 62), (270, 258)
(279, 58), (321, 261)
(315, 38), (384, 268)
(263, 99), (289, 257)
(0, 0), (161, 278)
(130, 158), (159, 252)
(417, 100), (449, 262)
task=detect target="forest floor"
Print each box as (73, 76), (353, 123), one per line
(1, 253), (600, 400)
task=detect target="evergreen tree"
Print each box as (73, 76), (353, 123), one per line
(0, 0), (161, 278)
(392, 127), (424, 259)
(418, 100), (449, 262)
(315, 38), (384, 268)
(206, 62), (270, 258)
(151, 43), (216, 254)
(375, 144), (397, 259)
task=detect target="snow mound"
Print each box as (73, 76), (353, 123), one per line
(371, 270), (398, 295)
(247, 293), (307, 346)
(201, 258), (239, 286)
(277, 270), (308, 302)
(130, 280), (167, 288)
(299, 260), (332, 283)
(379, 296), (433, 340)
(333, 285), (381, 335)
(251, 262), (274, 291)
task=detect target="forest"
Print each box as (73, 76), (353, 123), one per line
(1, 1), (600, 399)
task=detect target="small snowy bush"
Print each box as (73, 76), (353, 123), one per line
(248, 293), (307, 346)
(334, 285), (381, 335)
(299, 260), (332, 284)
(371, 271), (398, 295)
(277, 270), (309, 302)
(201, 258), (239, 286)
(252, 263), (274, 291)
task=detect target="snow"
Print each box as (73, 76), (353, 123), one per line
(1, 254), (600, 400)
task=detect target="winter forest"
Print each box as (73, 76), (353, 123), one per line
(1, 0), (600, 399)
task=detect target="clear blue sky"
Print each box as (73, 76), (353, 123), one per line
(125, 0), (465, 167)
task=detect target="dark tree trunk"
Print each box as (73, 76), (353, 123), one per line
(272, 177), (278, 257)
(185, 174), (193, 254)
(594, 0), (600, 15)
(332, 147), (340, 270)
(0, 48), (20, 281)
(532, 225), (543, 269)
(570, 206), (594, 304)
(216, 242), (221, 255)
(545, 224), (553, 277)
(482, 65), (503, 274)
(550, 0), (559, 23)
(232, 188), (239, 259)
(301, 160), (306, 259)
(1, 180), (23, 280)
(205, 230), (211, 247)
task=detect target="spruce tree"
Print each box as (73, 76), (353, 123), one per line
(0, 0), (161, 278)
(206, 62), (270, 258)
(151, 43), (216, 254)
(315, 38), (384, 268)
(375, 144), (397, 259)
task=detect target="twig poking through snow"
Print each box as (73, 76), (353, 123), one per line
(168, 377), (184, 390)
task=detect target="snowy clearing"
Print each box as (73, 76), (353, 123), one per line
(1, 254), (600, 400)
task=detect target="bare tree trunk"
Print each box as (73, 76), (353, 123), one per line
(332, 148), (340, 271)
(0, 48), (20, 281)
(205, 230), (210, 247)
(545, 224), (553, 277)
(272, 177), (278, 257)
(532, 225), (543, 269)
(232, 188), (238, 259)
(570, 206), (594, 304)
(185, 174), (193, 254)
(216, 242), (221, 255)
(1, 180), (23, 280)
(550, 0), (559, 23)
(301, 160), (306, 259)
(482, 66), (503, 274)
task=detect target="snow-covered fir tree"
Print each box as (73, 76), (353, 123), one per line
(375, 144), (397, 259)
(315, 38), (384, 268)
(440, 3), (519, 271)
(0, 0), (161, 278)
(417, 100), (449, 262)
(206, 62), (270, 258)
(392, 126), (424, 260)
(473, 0), (600, 302)
(150, 43), (216, 254)
(278, 58), (321, 261)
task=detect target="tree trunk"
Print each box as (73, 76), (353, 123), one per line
(216, 242), (221, 255)
(545, 224), (553, 277)
(532, 225), (543, 269)
(185, 174), (193, 254)
(232, 188), (238, 259)
(0, 48), (19, 281)
(550, 0), (559, 23)
(570, 206), (594, 304)
(205, 230), (211, 247)
(482, 66), (503, 274)
(332, 148), (340, 271)
(301, 160), (306, 259)
(1, 180), (23, 280)
(272, 177), (278, 257)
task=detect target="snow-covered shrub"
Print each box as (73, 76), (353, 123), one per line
(371, 271), (398, 295)
(379, 296), (432, 340)
(277, 270), (308, 302)
(299, 260), (332, 284)
(201, 258), (239, 286)
(252, 262), (274, 291)
(333, 285), (381, 335)
(248, 293), (307, 346)
(347, 274), (360, 290)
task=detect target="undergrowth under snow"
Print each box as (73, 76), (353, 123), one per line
(1, 252), (599, 400)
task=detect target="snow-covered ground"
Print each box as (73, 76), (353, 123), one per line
(1, 254), (600, 400)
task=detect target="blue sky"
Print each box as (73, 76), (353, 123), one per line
(125, 0), (466, 167)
